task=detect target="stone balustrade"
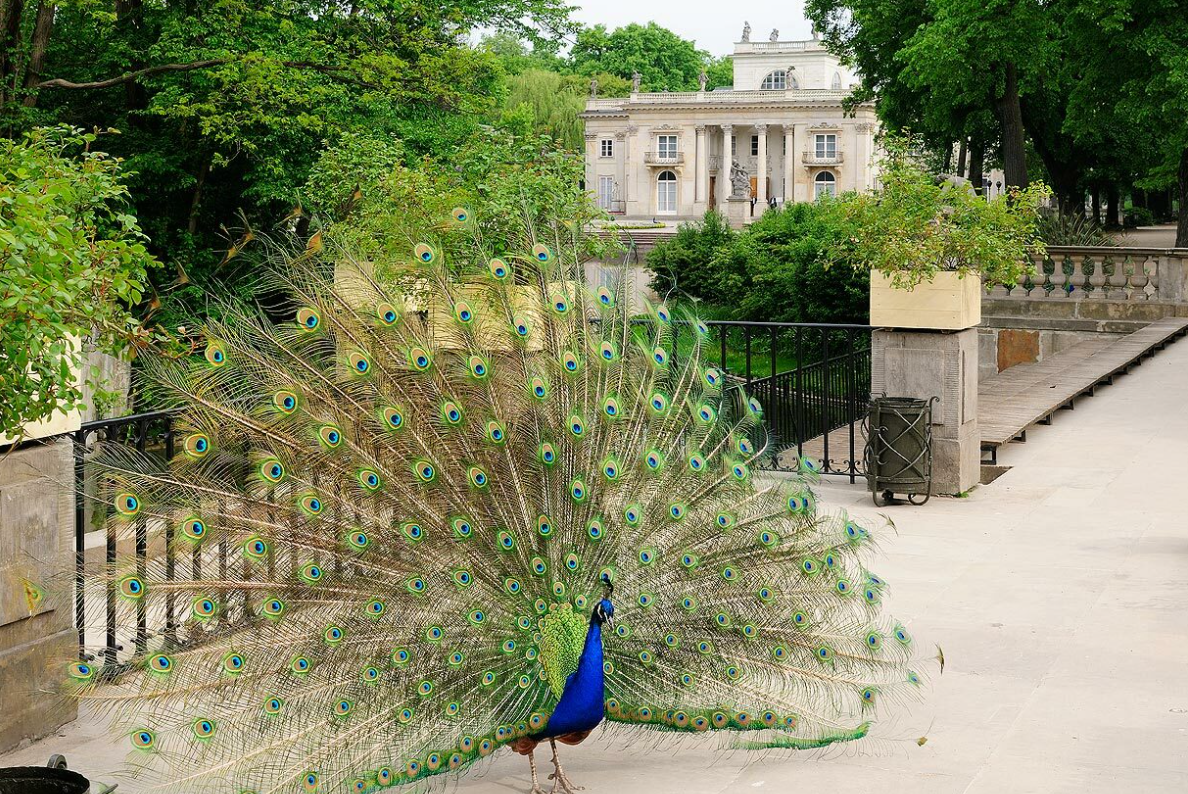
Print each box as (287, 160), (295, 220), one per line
(986, 246), (1188, 304)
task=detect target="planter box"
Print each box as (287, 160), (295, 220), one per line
(869, 271), (982, 330)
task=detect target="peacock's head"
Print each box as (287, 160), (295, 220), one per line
(592, 573), (615, 630)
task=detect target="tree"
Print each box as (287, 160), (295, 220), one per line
(0, 126), (158, 437)
(0, 0), (574, 331)
(1062, 0), (1188, 245)
(500, 69), (629, 150)
(569, 23), (709, 92)
(810, 0), (1060, 190)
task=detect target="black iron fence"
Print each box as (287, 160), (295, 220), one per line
(72, 322), (873, 660)
(74, 409), (181, 665)
(691, 321), (874, 480)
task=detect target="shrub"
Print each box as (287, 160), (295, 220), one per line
(646, 203), (868, 324)
(647, 210), (738, 300)
(0, 126), (159, 438)
(1035, 210), (1113, 246)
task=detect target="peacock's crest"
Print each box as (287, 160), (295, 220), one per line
(66, 210), (930, 792)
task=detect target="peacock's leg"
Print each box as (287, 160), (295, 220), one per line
(527, 749), (547, 794)
(547, 739), (585, 793)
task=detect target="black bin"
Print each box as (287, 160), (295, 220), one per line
(0, 767), (90, 794)
(864, 396), (936, 506)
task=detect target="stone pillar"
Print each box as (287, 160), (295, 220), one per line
(793, 123), (809, 202)
(0, 439), (79, 752)
(870, 329), (980, 495)
(783, 126), (795, 204)
(721, 123), (734, 179)
(694, 125), (707, 205)
(615, 131), (628, 212)
(755, 123), (768, 208)
(716, 125), (732, 207)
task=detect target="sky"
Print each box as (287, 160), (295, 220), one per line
(567, 0), (815, 57)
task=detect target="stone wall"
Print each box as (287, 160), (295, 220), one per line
(0, 439), (78, 753)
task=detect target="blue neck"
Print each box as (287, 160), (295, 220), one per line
(540, 620), (605, 737)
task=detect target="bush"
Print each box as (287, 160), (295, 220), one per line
(0, 126), (159, 438)
(1124, 206), (1156, 228)
(1035, 210), (1113, 246)
(647, 211), (738, 300)
(646, 203), (868, 324)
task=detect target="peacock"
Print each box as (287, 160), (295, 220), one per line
(62, 207), (930, 794)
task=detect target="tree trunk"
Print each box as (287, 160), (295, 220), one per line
(115, 0), (146, 112)
(1106, 185), (1120, 229)
(995, 62), (1029, 188)
(942, 140), (953, 173)
(1090, 188), (1101, 225)
(1177, 148), (1188, 248)
(187, 155), (211, 235)
(20, 1), (54, 107)
(956, 138), (967, 177)
(969, 138), (985, 196)
(0, 0), (26, 108)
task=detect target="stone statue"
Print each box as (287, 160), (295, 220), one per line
(770, 28), (779, 42)
(813, 27), (821, 41)
(697, 71), (708, 91)
(729, 159), (750, 198)
(589, 78), (598, 98)
(787, 65), (798, 89)
(741, 21), (751, 42)
(631, 72), (641, 92)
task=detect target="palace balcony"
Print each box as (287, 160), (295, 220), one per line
(644, 151), (685, 166)
(803, 151), (844, 166)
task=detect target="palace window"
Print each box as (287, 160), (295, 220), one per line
(814, 134), (837, 159)
(750, 135), (759, 156)
(657, 170), (677, 213)
(657, 134), (678, 159)
(760, 70), (786, 90)
(600, 139), (614, 158)
(831, 72), (842, 90)
(814, 171), (837, 199)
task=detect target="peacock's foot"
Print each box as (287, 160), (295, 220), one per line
(547, 771), (584, 793)
(527, 750), (548, 794)
(547, 740), (585, 793)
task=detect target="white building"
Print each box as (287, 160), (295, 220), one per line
(580, 28), (879, 226)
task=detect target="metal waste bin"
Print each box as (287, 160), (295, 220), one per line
(864, 396), (936, 506)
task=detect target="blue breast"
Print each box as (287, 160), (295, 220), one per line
(540, 622), (605, 738)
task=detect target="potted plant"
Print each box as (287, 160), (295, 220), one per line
(842, 134), (1050, 330)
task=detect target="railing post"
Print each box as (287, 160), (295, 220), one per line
(73, 429), (87, 658)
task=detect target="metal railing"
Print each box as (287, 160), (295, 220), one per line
(668, 320), (874, 480)
(74, 409), (182, 665)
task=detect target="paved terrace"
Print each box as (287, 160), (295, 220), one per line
(4, 341), (1187, 792)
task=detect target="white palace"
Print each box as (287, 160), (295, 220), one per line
(580, 25), (879, 225)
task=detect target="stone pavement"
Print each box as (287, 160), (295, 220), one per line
(4, 340), (1187, 792)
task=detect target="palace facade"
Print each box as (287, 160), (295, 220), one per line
(580, 30), (879, 225)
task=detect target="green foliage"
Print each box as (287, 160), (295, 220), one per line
(839, 135), (1051, 289)
(570, 23), (709, 91)
(308, 125), (618, 266)
(647, 205), (869, 325)
(648, 211), (740, 300)
(1034, 210), (1112, 246)
(0, 126), (158, 437)
(500, 69), (589, 150)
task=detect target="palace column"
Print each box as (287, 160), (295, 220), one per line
(694, 125), (707, 205)
(783, 126), (796, 204)
(615, 130), (628, 211)
(721, 123), (734, 200)
(755, 123), (768, 208)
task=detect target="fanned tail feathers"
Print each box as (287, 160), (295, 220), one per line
(65, 209), (929, 792)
